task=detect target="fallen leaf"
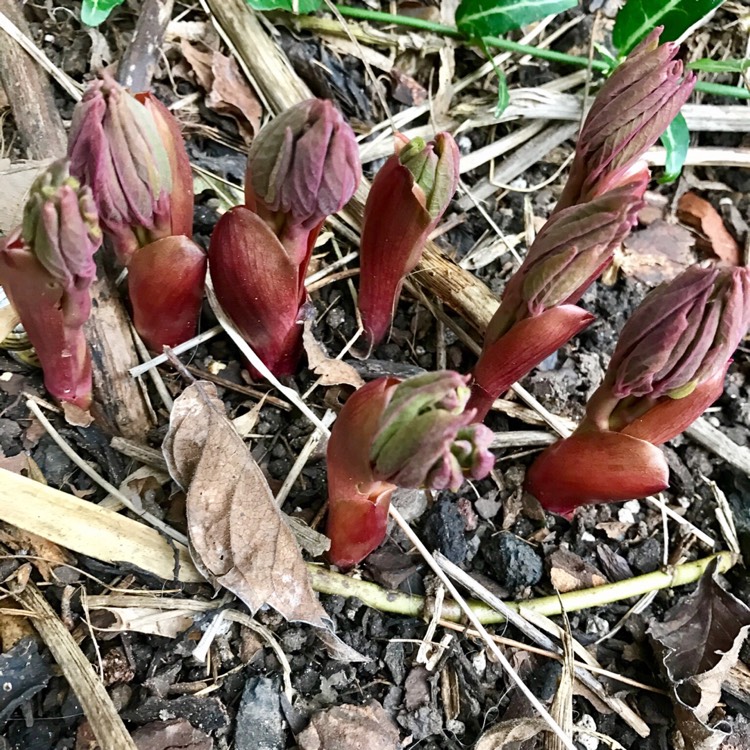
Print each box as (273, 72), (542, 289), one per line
(131, 719), (213, 750)
(390, 68), (428, 106)
(616, 220), (697, 286)
(0, 521), (74, 582)
(163, 381), (329, 628)
(302, 316), (364, 388)
(677, 192), (741, 266)
(474, 718), (549, 750)
(649, 559), (750, 750)
(180, 41), (262, 144)
(549, 549), (607, 593)
(297, 701), (400, 750)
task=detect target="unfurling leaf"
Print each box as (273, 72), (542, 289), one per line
(650, 560), (750, 750)
(163, 381), (330, 627)
(456, 0), (577, 38)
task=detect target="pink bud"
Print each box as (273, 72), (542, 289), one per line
(0, 160), (101, 409)
(68, 74), (190, 265)
(245, 99), (360, 269)
(326, 378), (399, 569)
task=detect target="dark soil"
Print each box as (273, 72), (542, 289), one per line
(1, 2), (749, 749)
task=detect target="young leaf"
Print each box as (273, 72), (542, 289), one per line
(613, 0), (725, 55)
(244, 0), (323, 13)
(80, 0), (125, 26)
(456, 0), (577, 38)
(658, 112), (690, 184)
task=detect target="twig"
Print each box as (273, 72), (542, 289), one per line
(205, 275), (331, 434)
(117, 0), (175, 92)
(15, 581), (138, 749)
(388, 505), (577, 749)
(275, 409), (336, 508)
(25, 399), (187, 546)
(435, 553), (650, 737)
(129, 325), (223, 378)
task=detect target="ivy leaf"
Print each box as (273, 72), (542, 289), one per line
(658, 112), (689, 184)
(613, 0), (726, 55)
(456, 0), (577, 38)
(245, 0), (323, 12)
(80, 0), (125, 26)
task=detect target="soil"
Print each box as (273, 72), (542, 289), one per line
(1, 2), (749, 749)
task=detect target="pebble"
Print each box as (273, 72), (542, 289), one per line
(235, 677), (287, 750)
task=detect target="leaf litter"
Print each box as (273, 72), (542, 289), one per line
(163, 380), (330, 628)
(649, 559), (750, 750)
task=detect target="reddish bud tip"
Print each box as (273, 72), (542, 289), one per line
(557, 27), (695, 210)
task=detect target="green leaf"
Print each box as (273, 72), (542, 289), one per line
(80, 0), (125, 26)
(613, 0), (726, 55)
(245, 0), (323, 12)
(658, 112), (689, 184)
(688, 58), (750, 73)
(495, 70), (510, 116)
(456, 0), (577, 38)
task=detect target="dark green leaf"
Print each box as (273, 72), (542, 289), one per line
(245, 0), (323, 12)
(688, 58), (750, 73)
(613, 0), (725, 55)
(456, 0), (577, 38)
(80, 0), (125, 26)
(658, 112), (689, 184)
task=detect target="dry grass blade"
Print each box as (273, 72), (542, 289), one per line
(0, 467), (201, 582)
(0, 8), (82, 101)
(15, 582), (138, 749)
(434, 553), (650, 737)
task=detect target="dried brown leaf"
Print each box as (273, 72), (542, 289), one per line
(163, 381), (329, 628)
(677, 192), (741, 266)
(297, 701), (400, 750)
(179, 41), (261, 144)
(302, 317), (364, 388)
(616, 221), (697, 286)
(549, 549), (607, 593)
(649, 560), (750, 750)
(474, 718), (549, 750)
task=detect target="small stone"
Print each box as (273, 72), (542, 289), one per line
(420, 497), (467, 564)
(480, 532), (543, 591)
(235, 677), (287, 750)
